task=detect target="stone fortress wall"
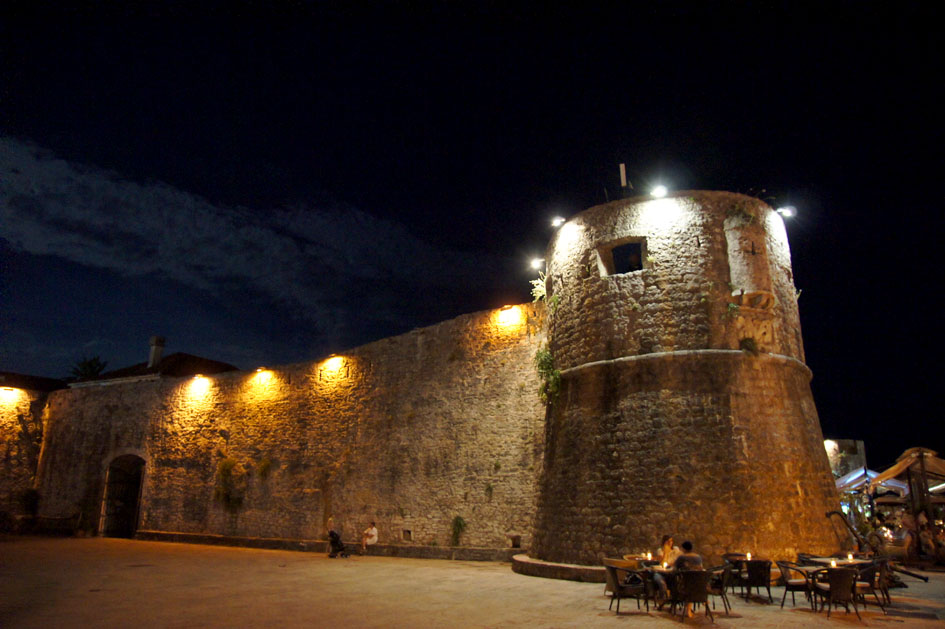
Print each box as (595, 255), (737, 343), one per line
(3, 190), (841, 565)
(33, 305), (547, 548)
(532, 191), (839, 564)
(0, 387), (46, 519)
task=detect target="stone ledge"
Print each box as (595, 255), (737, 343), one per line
(511, 553), (606, 582)
(135, 530), (517, 561)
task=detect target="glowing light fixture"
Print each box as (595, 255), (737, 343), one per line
(651, 185), (668, 198)
(551, 216), (565, 227)
(776, 205), (796, 218)
(187, 374), (211, 398)
(319, 355), (347, 381)
(495, 305), (524, 330)
(256, 367), (266, 372)
(530, 258), (545, 270)
(1, 386), (22, 406)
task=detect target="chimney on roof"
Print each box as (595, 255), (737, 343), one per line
(148, 336), (166, 369)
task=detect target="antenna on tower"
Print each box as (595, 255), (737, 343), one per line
(619, 163), (633, 197)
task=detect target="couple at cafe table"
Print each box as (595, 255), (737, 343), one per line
(653, 534), (704, 615)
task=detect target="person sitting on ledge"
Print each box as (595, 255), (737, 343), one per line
(361, 521), (378, 553)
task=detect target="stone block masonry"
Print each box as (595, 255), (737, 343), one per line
(17, 190), (841, 569)
(531, 191), (839, 565)
(0, 387), (46, 519)
(35, 304), (547, 548)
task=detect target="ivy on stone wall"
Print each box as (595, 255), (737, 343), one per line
(535, 345), (561, 405)
(450, 515), (467, 546)
(214, 457), (248, 512)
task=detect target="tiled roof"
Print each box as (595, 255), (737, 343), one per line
(92, 352), (240, 381)
(0, 371), (68, 392)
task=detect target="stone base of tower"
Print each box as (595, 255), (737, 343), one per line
(530, 350), (840, 566)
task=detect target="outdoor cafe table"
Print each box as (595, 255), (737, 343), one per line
(801, 557), (873, 568)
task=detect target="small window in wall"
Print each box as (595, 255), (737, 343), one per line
(598, 239), (646, 276)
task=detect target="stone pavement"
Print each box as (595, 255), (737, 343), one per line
(1, 537), (943, 628)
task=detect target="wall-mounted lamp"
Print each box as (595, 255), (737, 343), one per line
(650, 185), (668, 198)
(776, 206), (796, 218)
(495, 304), (524, 330)
(551, 216), (565, 227)
(530, 258), (545, 270)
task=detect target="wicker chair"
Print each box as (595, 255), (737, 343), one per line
(796, 553), (819, 565)
(671, 570), (713, 623)
(602, 560), (646, 614)
(737, 559), (773, 602)
(854, 562), (886, 614)
(707, 563), (733, 614)
(776, 561), (813, 609)
(874, 557), (893, 606)
(812, 568), (860, 620)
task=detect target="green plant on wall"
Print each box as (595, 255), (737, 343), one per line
(214, 457), (248, 512)
(530, 271), (546, 302)
(257, 457), (273, 480)
(726, 201), (756, 227)
(726, 302), (741, 319)
(485, 483), (494, 500)
(535, 345), (561, 404)
(450, 515), (467, 546)
(739, 337), (759, 355)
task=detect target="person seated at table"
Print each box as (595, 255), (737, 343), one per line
(918, 524), (936, 559)
(657, 534), (681, 566)
(673, 540), (703, 571)
(673, 541), (704, 618)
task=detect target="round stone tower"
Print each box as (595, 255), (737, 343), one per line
(531, 191), (839, 565)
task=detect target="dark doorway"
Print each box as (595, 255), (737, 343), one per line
(102, 455), (145, 538)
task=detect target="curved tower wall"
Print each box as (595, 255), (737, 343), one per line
(532, 191), (839, 565)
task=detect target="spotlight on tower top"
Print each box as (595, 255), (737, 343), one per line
(651, 185), (668, 198)
(776, 205), (796, 218)
(551, 216), (565, 227)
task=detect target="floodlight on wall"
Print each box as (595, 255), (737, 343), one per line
(1, 386), (22, 406)
(319, 355), (348, 381)
(551, 216), (565, 227)
(650, 185), (668, 198)
(186, 374), (211, 399)
(776, 205), (796, 218)
(495, 304), (525, 331)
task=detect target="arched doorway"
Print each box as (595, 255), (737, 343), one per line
(101, 454), (145, 538)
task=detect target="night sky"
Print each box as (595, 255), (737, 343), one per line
(1, 2), (941, 469)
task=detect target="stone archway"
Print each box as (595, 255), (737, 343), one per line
(101, 454), (145, 538)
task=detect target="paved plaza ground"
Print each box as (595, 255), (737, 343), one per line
(1, 537), (943, 628)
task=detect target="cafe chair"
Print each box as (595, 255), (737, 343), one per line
(812, 568), (860, 620)
(775, 561), (813, 609)
(671, 570), (713, 623)
(602, 560), (645, 614)
(738, 559), (773, 603)
(874, 557), (893, 606)
(796, 553), (819, 566)
(707, 563), (733, 614)
(854, 562), (886, 614)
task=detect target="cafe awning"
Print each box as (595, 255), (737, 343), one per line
(836, 467), (908, 495)
(868, 448), (945, 493)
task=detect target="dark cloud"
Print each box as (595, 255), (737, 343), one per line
(1, 136), (520, 373)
